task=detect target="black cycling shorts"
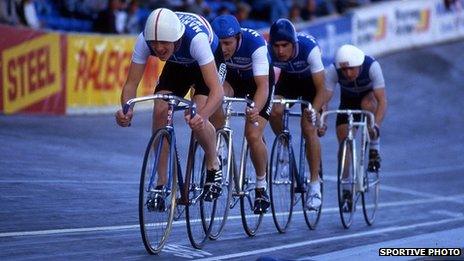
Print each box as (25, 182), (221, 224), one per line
(336, 90), (372, 126)
(155, 46), (226, 97)
(225, 66), (275, 120)
(274, 71), (316, 110)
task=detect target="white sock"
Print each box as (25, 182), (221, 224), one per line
(256, 175), (267, 189)
(370, 137), (380, 151)
(309, 181), (320, 194)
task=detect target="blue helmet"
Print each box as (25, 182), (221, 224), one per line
(269, 18), (298, 45)
(212, 15), (241, 39)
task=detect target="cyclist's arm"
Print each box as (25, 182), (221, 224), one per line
(370, 61), (387, 127)
(373, 88), (387, 127)
(121, 62), (146, 106)
(324, 64), (338, 105)
(199, 61), (224, 118)
(307, 46), (325, 111)
(253, 75), (269, 111)
(311, 71), (325, 112)
(251, 46), (270, 111)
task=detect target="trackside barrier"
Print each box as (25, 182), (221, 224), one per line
(1, 0), (463, 115)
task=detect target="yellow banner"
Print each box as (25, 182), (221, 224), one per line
(2, 34), (61, 114)
(66, 34), (160, 108)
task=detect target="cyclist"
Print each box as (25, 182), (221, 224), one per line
(211, 14), (274, 214)
(324, 44), (386, 172)
(115, 8), (225, 205)
(268, 18), (326, 210)
(324, 44), (387, 211)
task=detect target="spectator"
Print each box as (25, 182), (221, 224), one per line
(235, 1), (251, 25)
(0, 0), (20, 25)
(289, 4), (303, 23)
(94, 0), (122, 34)
(125, 0), (142, 34)
(17, 0), (41, 29)
(185, 0), (211, 17)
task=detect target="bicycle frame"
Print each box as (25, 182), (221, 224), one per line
(272, 98), (314, 190)
(320, 109), (374, 193)
(220, 96), (256, 197)
(124, 94), (196, 203)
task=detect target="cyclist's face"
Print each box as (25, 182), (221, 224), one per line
(340, 66), (361, 81)
(148, 41), (175, 61)
(272, 41), (293, 61)
(219, 36), (238, 60)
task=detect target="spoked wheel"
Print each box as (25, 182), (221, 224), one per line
(269, 133), (294, 233)
(139, 129), (177, 254)
(185, 138), (215, 249)
(240, 145), (264, 237)
(337, 138), (356, 229)
(209, 130), (234, 240)
(303, 160), (323, 230)
(362, 143), (380, 226)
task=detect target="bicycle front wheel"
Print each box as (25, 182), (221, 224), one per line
(337, 138), (356, 229)
(139, 129), (177, 254)
(240, 144), (264, 237)
(269, 133), (294, 233)
(303, 160), (323, 230)
(362, 143), (380, 226)
(209, 130), (234, 240)
(185, 137), (215, 249)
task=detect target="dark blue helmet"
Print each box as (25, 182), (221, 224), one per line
(269, 18), (298, 44)
(212, 15), (241, 39)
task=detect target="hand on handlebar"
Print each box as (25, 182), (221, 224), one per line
(368, 124), (380, 140)
(303, 108), (318, 126)
(184, 110), (205, 131)
(246, 107), (259, 126)
(317, 123), (327, 137)
(115, 108), (133, 127)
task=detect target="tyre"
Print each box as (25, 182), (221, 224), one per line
(303, 159), (323, 230)
(139, 129), (177, 254)
(240, 144), (264, 237)
(269, 133), (294, 233)
(185, 138), (215, 249)
(337, 138), (356, 229)
(362, 142), (380, 226)
(209, 130), (234, 240)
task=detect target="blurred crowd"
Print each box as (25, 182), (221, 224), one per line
(1, 0), (394, 33)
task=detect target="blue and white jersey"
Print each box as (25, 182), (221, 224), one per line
(325, 55), (385, 97)
(132, 12), (218, 66)
(226, 28), (269, 79)
(269, 33), (324, 76)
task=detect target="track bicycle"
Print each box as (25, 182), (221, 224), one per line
(123, 94), (215, 254)
(210, 96), (268, 238)
(269, 99), (323, 233)
(320, 110), (380, 229)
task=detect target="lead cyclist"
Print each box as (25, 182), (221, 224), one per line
(115, 8), (226, 207)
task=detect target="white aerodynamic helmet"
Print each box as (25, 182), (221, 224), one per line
(144, 8), (185, 42)
(335, 44), (365, 69)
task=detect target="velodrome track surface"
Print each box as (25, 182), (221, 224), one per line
(1, 40), (463, 260)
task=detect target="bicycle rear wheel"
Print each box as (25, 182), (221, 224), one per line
(269, 133), (294, 233)
(362, 142), (380, 226)
(139, 129), (177, 254)
(303, 160), (323, 230)
(209, 130), (234, 240)
(240, 144), (265, 237)
(185, 137), (215, 249)
(337, 138), (356, 229)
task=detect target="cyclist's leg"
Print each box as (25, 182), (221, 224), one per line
(361, 91), (381, 171)
(152, 61), (192, 186)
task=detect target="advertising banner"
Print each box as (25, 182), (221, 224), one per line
(66, 34), (161, 113)
(298, 15), (353, 65)
(432, 0), (464, 41)
(0, 25), (65, 114)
